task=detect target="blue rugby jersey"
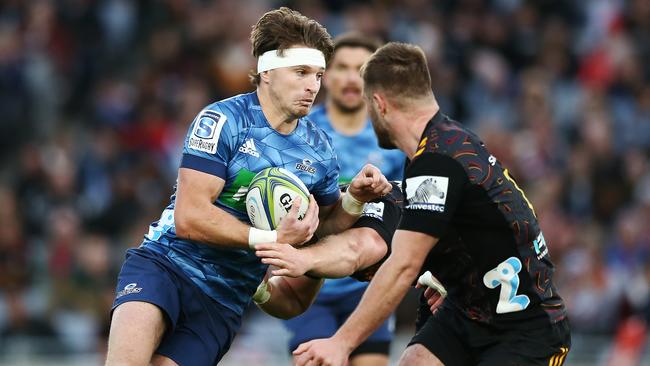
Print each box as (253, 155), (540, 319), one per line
(308, 104), (405, 297)
(141, 91), (341, 316)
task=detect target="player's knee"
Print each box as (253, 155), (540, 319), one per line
(399, 344), (444, 366)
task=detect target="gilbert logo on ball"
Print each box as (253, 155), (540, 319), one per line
(246, 167), (310, 230)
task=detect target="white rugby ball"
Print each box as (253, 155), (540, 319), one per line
(246, 167), (310, 230)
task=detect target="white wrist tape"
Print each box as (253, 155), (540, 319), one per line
(248, 227), (277, 249)
(257, 48), (326, 73)
(417, 271), (448, 297)
(252, 280), (271, 304)
(341, 192), (366, 216)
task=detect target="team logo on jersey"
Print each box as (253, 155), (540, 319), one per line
(362, 201), (385, 220)
(116, 282), (142, 299)
(295, 158), (316, 174)
(238, 138), (260, 157)
(188, 110), (226, 154)
(405, 175), (448, 212)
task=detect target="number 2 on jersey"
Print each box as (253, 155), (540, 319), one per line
(483, 257), (530, 314)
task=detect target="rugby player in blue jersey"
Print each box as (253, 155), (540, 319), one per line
(281, 33), (405, 366)
(104, 8), (391, 366)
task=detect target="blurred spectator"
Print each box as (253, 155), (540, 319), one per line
(0, 0), (649, 363)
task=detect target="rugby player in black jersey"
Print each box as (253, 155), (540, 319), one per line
(292, 42), (571, 366)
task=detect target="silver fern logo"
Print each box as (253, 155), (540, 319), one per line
(405, 176), (449, 212)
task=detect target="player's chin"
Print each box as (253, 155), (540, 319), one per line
(294, 105), (311, 117)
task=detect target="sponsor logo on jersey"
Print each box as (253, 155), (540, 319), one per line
(295, 158), (316, 174)
(405, 175), (448, 212)
(362, 201), (385, 220)
(116, 282), (142, 298)
(238, 138), (260, 157)
(532, 232), (548, 260)
(188, 110), (226, 154)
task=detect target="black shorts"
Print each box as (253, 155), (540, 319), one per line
(409, 304), (571, 366)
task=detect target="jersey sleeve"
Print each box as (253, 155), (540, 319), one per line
(311, 140), (341, 206)
(398, 152), (468, 239)
(350, 187), (402, 282)
(180, 106), (238, 179)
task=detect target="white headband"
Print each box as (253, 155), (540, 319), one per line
(257, 48), (326, 73)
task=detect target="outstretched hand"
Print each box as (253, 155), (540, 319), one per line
(255, 242), (313, 277)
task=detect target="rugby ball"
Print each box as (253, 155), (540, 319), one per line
(246, 167), (310, 230)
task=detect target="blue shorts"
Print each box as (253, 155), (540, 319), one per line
(111, 248), (241, 366)
(283, 286), (394, 356)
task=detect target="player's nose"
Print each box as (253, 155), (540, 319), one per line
(305, 74), (320, 94)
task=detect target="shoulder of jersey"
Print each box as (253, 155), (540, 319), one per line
(415, 115), (481, 158)
(205, 92), (257, 129)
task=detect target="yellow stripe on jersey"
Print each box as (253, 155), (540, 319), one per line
(549, 347), (569, 366)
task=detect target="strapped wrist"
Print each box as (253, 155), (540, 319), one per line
(248, 227), (277, 249)
(342, 192), (366, 216)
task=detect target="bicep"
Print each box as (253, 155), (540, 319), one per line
(175, 168), (225, 213)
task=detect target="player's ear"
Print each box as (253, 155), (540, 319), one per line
(259, 70), (271, 84)
(372, 92), (387, 116)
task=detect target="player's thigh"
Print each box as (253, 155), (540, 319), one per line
(478, 318), (571, 366)
(106, 301), (167, 366)
(408, 305), (473, 366)
(284, 302), (338, 351)
(151, 354), (179, 366)
(398, 344), (445, 366)
(350, 353), (389, 366)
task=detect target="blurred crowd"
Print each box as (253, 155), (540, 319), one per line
(0, 0), (649, 359)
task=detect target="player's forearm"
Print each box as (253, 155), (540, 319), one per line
(333, 254), (419, 352)
(316, 197), (361, 237)
(175, 201), (251, 249)
(306, 228), (386, 278)
(257, 276), (323, 319)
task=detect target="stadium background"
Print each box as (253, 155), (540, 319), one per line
(0, 0), (649, 365)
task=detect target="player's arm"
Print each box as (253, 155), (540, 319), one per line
(254, 227), (387, 278)
(174, 168), (318, 249)
(174, 107), (318, 249)
(293, 230), (438, 365)
(293, 152), (467, 366)
(316, 164), (392, 237)
(256, 188), (400, 278)
(253, 274), (323, 319)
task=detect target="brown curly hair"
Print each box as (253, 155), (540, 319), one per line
(249, 7), (333, 86)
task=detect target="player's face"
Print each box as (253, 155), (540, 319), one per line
(365, 93), (397, 149)
(267, 65), (324, 119)
(324, 47), (373, 113)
